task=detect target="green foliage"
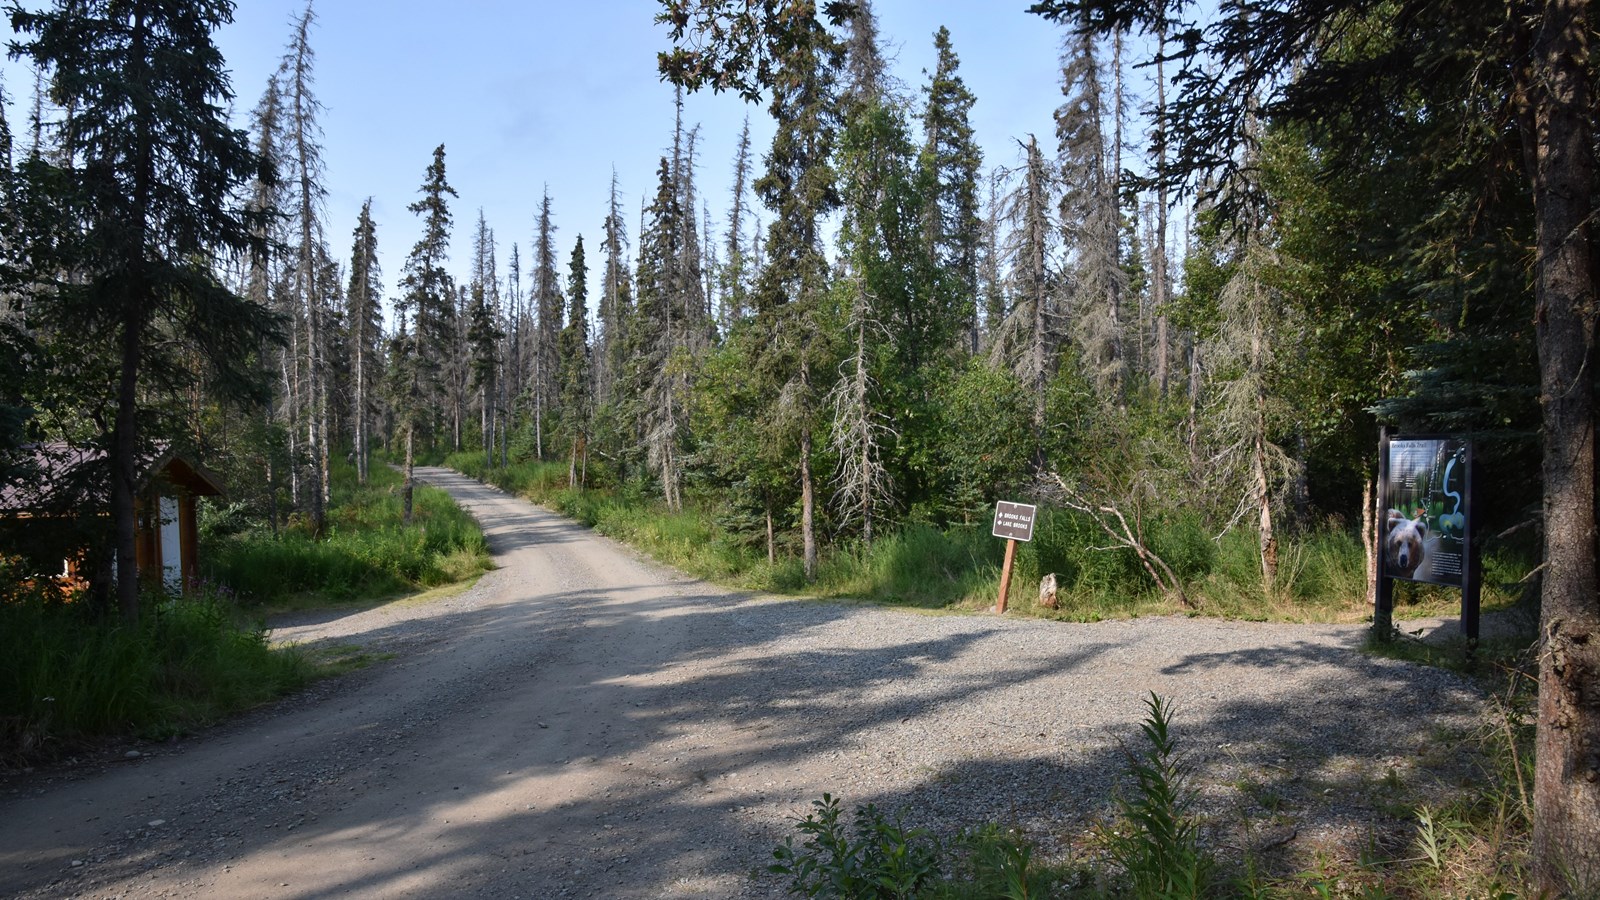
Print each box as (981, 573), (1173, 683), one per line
(204, 460), (489, 608)
(769, 794), (942, 899)
(935, 360), (1033, 521)
(939, 825), (1057, 900)
(0, 584), (311, 760)
(1102, 693), (1213, 900)
(458, 451), (1390, 621)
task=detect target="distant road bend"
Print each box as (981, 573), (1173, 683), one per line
(0, 467), (1482, 898)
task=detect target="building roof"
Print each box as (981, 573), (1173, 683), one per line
(0, 442), (223, 514)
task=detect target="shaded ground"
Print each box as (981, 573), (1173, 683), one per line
(0, 468), (1493, 898)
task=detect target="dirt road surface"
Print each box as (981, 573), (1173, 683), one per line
(0, 468), (1485, 898)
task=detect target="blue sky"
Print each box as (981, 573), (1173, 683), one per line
(6, 1), (1144, 322)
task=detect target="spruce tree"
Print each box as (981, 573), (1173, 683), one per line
(530, 192), (562, 458)
(721, 118), (754, 327)
(467, 212), (503, 470)
(748, 3), (843, 580)
(1056, 26), (1127, 398)
(244, 72), (288, 529)
(988, 135), (1058, 452)
(345, 198), (382, 484)
(632, 158), (688, 509)
(10, 0), (276, 622)
(595, 171), (631, 408)
(395, 144), (456, 524)
(920, 26), (983, 354)
(558, 236), (591, 487)
(278, 0), (332, 535)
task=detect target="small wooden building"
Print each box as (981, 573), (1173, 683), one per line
(0, 443), (224, 595)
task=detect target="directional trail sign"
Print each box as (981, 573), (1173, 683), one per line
(992, 501), (1037, 542)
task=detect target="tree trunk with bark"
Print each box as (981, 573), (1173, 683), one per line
(1523, 1), (1600, 891)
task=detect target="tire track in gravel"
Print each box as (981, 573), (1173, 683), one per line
(0, 467), (1487, 898)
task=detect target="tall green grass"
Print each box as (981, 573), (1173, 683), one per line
(0, 586), (312, 760)
(204, 460), (491, 608)
(442, 452), (1521, 622)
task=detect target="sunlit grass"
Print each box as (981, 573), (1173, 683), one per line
(433, 451), (1539, 626)
(203, 459), (492, 611)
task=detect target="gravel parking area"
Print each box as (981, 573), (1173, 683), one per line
(0, 469), (1491, 898)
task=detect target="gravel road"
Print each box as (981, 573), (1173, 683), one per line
(0, 467), (1489, 898)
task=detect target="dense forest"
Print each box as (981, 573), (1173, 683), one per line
(0, 0), (1549, 592)
(0, 0), (1595, 891)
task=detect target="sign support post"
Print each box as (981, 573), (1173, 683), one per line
(996, 538), (1017, 614)
(991, 501), (1037, 614)
(1374, 427), (1394, 642)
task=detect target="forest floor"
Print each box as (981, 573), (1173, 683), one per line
(0, 468), (1508, 898)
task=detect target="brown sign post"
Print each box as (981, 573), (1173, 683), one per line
(992, 501), (1036, 613)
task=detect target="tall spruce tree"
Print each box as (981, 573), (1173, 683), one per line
(632, 158), (689, 510)
(10, 0), (276, 622)
(595, 170), (631, 408)
(467, 212), (503, 470)
(278, 1), (332, 535)
(920, 26), (983, 354)
(828, 0), (903, 543)
(244, 73), (288, 529)
(721, 118), (754, 327)
(530, 192), (562, 458)
(345, 198), (382, 485)
(395, 144), (456, 524)
(989, 135), (1058, 452)
(1055, 25), (1126, 399)
(558, 236), (591, 487)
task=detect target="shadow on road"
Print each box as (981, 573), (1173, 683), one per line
(0, 470), (1489, 899)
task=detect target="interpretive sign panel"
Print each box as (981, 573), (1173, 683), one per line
(1382, 437), (1471, 587)
(992, 501), (1037, 543)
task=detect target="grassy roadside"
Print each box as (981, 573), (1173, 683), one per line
(443, 451), (1527, 625)
(202, 459), (492, 614)
(0, 585), (314, 763)
(0, 459), (493, 765)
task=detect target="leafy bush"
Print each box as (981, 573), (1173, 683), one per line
(769, 794), (942, 899)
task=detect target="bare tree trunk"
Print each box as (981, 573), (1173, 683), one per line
(766, 507), (776, 566)
(1153, 31), (1171, 396)
(1254, 429), (1277, 586)
(1362, 477), (1377, 607)
(1520, 1), (1600, 890)
(283, 341), (299, 507)
(1186, 340), (1202, 465)
(402, 422), (416, 526)
(801, 428), (816, 581)
(354, 334), (367, 485)
(113, 309), (143, 622)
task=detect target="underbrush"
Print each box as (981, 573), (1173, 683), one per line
(771, 689), (1536, 898)
(443, 453), (1526, 624)
(0, 585), (311, 762)
(203, 460), (491, 609)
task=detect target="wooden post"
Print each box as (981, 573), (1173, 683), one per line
(1462, 441), (1480, 665)
(1373, 426), (1393, 643)
(996, 538), (1017, 614)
